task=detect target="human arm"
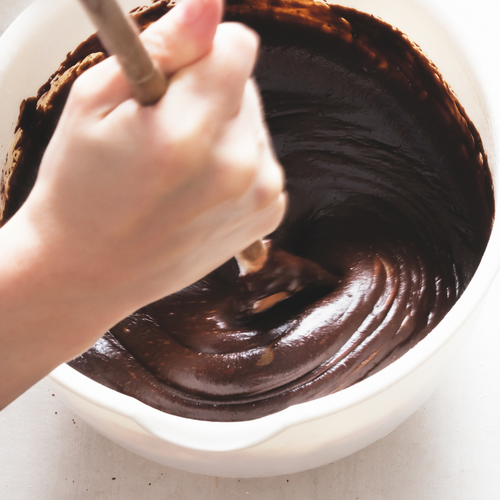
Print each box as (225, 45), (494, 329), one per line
(0, 0), (285, 408)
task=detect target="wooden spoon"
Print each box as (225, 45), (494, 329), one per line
(78, 0), (339, 315)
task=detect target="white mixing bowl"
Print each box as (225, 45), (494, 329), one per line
(1, 0), (498, 478)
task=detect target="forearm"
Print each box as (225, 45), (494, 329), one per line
(0, 0), (285, 409)
(0, 209), (119, 409)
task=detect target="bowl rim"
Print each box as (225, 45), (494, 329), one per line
(49, 213), (500, 452)
(3, 0), (499, 453)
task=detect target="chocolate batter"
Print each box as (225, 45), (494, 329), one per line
(1, 0), (494, 421)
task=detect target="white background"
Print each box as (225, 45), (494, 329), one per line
(1, 0), (500, 498)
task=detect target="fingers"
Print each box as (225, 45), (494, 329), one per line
(60, 2), (285, 248)
(218, 80), (287, 240)
(164, 22), (259, 120)
(162, 77), (285, 242)
(146, 22), (259, 167)
(92, 21), (261, 188)
(210, 79), (284, 210)
(69, 0), (223, 113)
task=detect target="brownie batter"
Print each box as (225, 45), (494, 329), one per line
(1, 0), (494, 421)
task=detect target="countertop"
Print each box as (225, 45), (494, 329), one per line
(1, 0), (500, 498)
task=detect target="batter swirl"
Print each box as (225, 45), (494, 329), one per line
(2, 0), (494, 421)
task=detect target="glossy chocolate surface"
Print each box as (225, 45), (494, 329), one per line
(2, 0), (494, 421)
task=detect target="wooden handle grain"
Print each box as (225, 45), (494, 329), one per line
(78, 0), (168, 105)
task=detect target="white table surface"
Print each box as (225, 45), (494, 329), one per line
(1, 0), (500, 498)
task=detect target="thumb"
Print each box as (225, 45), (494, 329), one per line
(141, 0), (223, 75)
(70, 0), (222, 111)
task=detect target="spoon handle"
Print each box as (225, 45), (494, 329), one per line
(235, 239), (268, 275)
(78, 0), (168, 105)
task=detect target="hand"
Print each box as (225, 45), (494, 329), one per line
(0, 0), (285, 407)
(21, 0), (285, 316)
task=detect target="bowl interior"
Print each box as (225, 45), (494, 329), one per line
(1, 0), (498, 460)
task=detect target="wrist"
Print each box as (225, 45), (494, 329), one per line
(0, 205), (123, 377)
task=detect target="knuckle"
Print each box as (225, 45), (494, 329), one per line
(253, 161), (285, 211)
(258, 192), (287, 237)
(232, 24), (260, 59)
(216, 155), (259, 200)
(265, 195), (288, 234)
(214, 23), (259, 76)
(142, 119), (211, 189)
(141, 30), (175, 74)
(253, 180), (282, 213)
(223, 23), (260, 54)
(164, 125), (209, 176)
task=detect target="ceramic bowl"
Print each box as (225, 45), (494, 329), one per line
(1, 0), (498, 478)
